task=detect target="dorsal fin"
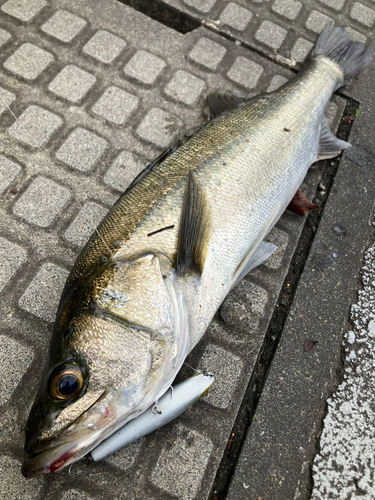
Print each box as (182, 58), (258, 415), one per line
(176, 171), (210, 276)
(316, 116), (349, 161)
(123, 92), (250, 196)
(124, 140), (183, 195)
(207, 90), (251, 120)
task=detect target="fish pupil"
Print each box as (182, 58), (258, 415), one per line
(58, 375), (78, 396)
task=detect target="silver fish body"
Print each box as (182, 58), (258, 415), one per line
(22, 24), (372, 477)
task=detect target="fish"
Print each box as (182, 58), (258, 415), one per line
(22, 23), (372, 477)
(90, 372), (215, 461)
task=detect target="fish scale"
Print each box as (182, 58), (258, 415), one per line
(22, 24), (372, 477)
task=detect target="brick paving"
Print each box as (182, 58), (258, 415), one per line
(0, 0), (373, 498)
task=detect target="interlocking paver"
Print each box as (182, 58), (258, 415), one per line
(124, 50), (166, 85)
(0, 0), (372, 498)
(41, 10), (87, 42)
(291, 38), (314, 62)
(255, 20), (287, 49)
(83, 30), (126, 64)
(219, 3), (253, 31)
(198, 345), (243, 409)
(104, 440), (143, 470)
(264, 227), (289, 269)
(350, 3), (375, 27)
(306, 10), (334, 33)
(0, 336), (33, 406)
(165, 70), (205, 105)
(48, 65), (96, 103)
(8, 105), (63, 148)
(56, 127), (108, 172)
(227, 56), (263, 89)
(189, 37), (226, 70)
(64, 202), (108, 247)
(61, 490), (94, 500)
(0, 86), (15, 115)
(272, 0), (302, 20)
(0, 407), (20, 447)
(344, 26), (367, 43)
(4, 43), (54, 80)
(0, 28), (11, 47)
(325, 100), (338, 126)
(183, 0), (217, 13)
(1, 0), (46, 22)
(13, 176), (71, 227)
(151, 424), (213, 500)
(136, 108), (180, 148)
(220, 281), (268, 334)
(0, 456), (43, 498)
(104, 150), (145, 192)
(18, 262), (69, 322)
(318, 0), (345, 11)
(0, 237), (26, 293)
(267, 74), (288, 92)
(0, 155), (22, 195)
(92, 86), (139, 125)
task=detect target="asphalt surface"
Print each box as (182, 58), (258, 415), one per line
(0, 1), (374, 499)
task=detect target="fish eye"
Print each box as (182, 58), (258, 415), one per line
(50, 365), (83, 400)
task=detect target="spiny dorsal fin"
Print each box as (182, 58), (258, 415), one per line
(176, 171), (210, 276)
(124, 140), (183, 195)
(123, 92), (250, 195)
(207, 90), (251, 120)
(316, 116), (350, 161)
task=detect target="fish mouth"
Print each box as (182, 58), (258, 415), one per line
(22, 396), (118, 478)
(22, 442), (82, 478)
(21, 422), (109, 478)
(22, 393), (152, 477)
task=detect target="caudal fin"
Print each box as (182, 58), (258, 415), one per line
(311, 22), (372, 88)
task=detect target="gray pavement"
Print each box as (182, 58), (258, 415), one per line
(0, 0), (374, 499)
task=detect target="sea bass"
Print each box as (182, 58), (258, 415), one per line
(22, 24), (371, 477)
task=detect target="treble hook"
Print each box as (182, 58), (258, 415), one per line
(152, 399), (162, 414)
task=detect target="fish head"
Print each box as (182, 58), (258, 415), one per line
(22, 253), (189, 477)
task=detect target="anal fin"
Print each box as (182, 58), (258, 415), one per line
(316, 116), (349, 161)
(176, 171), (210, 276)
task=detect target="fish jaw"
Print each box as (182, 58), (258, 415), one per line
(22, 380), (165, 477)
(22, 391), (118, 477)
(22, 442), (84, 478)
(22, 264), (191, 477)
(22, 341), (188, 479)
(22, 350), (168, 477)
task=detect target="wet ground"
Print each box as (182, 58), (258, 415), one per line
(0, 0), (374, 499)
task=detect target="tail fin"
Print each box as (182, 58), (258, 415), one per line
(311, 22), (372, 88)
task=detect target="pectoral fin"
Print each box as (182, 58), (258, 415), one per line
(176, 171), (210, 276)
(316, 117), (349, 161)
(230, 203), (280, 288)
(231, 241), (277, 290)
